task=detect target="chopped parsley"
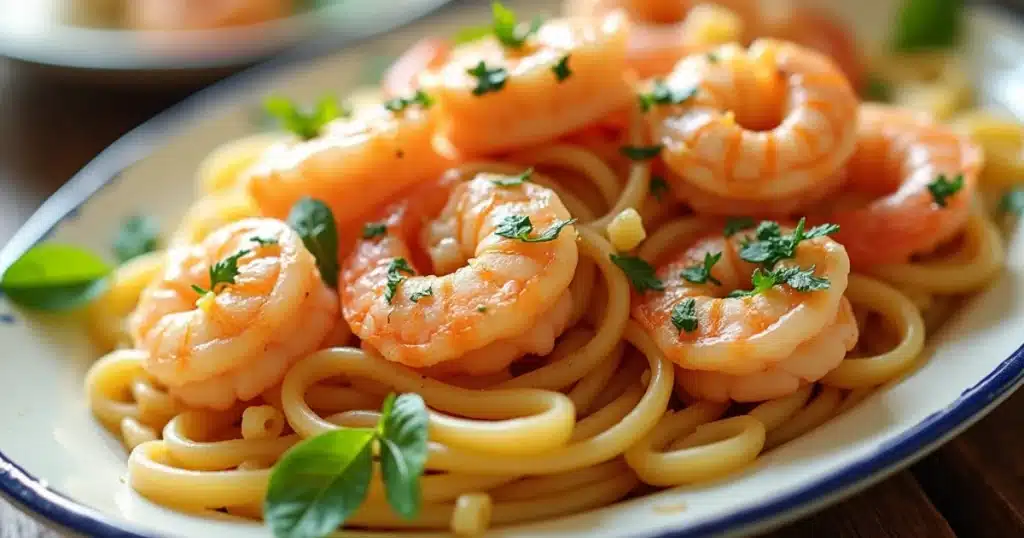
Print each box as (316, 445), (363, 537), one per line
(191, 250), (249, 296)
(250, 236), (278, 247)
(467, 61), (508, 96)
(494, 215), (576, 243)
(893, 0), (962, 51)
(680, 252), (722, 286)
(728, 265), (830, 297)
(492, 168), (532, 187)
(727, 268), (778, 298)
(476, 305), (487, 313)
(383, 89), (434, 113)
(264, 95), (349, 140)
(638, 80), (697, 112)
(999, 188), (1024, 215)
(620, 145), (663, 161)
(362, 222), (387, 239)
(862, 74), (893, 103)
(927, 174), (964, 207)
(113, 215), (160, 263)
(706, 52), (720, 63)
(649, 175), (669, 201)
(671, 298), (698, 333)
(610, 254), (664, 293)
(723, 216), (756, 237)
(492, 1), (543, 49)
(385, 258), (416, 304)
(409, 285), (433, 303)
(738, 218), (840, 269)
(552, 54), (572, 82)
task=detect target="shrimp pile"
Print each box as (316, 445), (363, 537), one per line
(83, 1), (1004, 535)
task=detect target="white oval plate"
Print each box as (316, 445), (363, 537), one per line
(2, 1), (1023, 537)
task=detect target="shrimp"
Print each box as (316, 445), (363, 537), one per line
(419, 12), (633, 156)
(245, 103), (452, 225)
(382, 37), (451, 98)
(677, 297), (857, 402)
(341, 170), (579, 375)
(632, 225), (851, 379)
(126, 0), (290, 31)
(646, 39), (858, 204)
(564, 0), (749, 77)
(669, 165), (848, 217)
(130, 219), (338, 410)
(818, 103), (983, 267)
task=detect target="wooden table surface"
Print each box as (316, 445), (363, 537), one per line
(1, 51), (1022, 538)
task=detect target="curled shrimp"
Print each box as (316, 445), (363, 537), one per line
(818, 103), (983, 267)
(419, 12), (633, 156)
(341, 170), (579, 375)
(677, 297), (857, 402)
(382, 37), (451, 98)
(645, 38), (859, 203)
(632, 225), (851, 381)
(246, 103), (452, 225)
(130, 219), (338, 410)
(126, 0), (290, 30)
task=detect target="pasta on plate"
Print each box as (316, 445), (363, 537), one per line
(6, 0), (1013, 537)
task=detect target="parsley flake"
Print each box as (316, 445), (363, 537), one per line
(723, 216), (756, 237)
(728, 265), (830, 297)
(620, 145), (663, 161)
(385, 258), (415, 304)
(492, 1), (543, 49)
(264, 95), (349, 141)
(727, 268), (777, 298)
(706, 52), (720, 63)
(191, 249), (250, 296)
(250, 236), (278, 247)
(649, 176), (669, 201)
(638, 80), (697, 112)
(551, 54), (572, 82)
(738, 218), (839, 269)
(492, 168), (532, 187)
(494, 215), (576, 243)
(383, 90), (434, 113)
(680, 252), (722, 286)
(927, 174), (964, 207)
(362, 222), (387, 239)
(409, 285), (433, 303)
(476, 305), (487, 313)
(610, 254), (664, 293)
(467, 61), (508, 96)
(999, 188), (1024, 215)
(671, 298), (698, 333)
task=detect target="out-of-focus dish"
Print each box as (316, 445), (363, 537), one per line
(0, 0), (454, 72)
(2, 1), (1024, 538)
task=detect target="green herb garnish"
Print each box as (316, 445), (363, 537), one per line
(638, 80), (697, 112)
(362, 222), (387, 239)
(409, 285), (433, 303)
(738, 218), (839, 269)
(191, 249), (249, 296)
(383, 90), (434, 113)
(671, 298), (698, 333)
(893, 0), (962, 51)
(706, 52), (720, 63)
(250, 236), (278, 247)
(552, 54), (572, 82)
(264, 95), (349, 141)
(264, 393), (428, 538)
(927, 174), (964, 207)
(610, 254), (664, 293)
(724, 216), (756, 237)
(113, 215), (160, 263)
(492, 168), (532, 187)
(650, 176), (669, 201)
(476, 305), (487, 313)
(467, 61), (508, 96)
(999, 188), (1024, 215)
(680, 252), (722, 286)
(492, 1), (543, 49)
(385, 258), (415, 304)
(862, 74), (893, 103)
(0, 244), (112, 311)
(494, 215), (576, 243)
(728, 265), (830, 297)
(620, 145), (664, 161)
(287, 198), (340, 288)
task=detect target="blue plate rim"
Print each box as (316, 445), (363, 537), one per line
(2, 6), (1024, 538)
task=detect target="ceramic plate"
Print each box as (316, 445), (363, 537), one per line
(2, 1), (1023, 537)
(0, 0), (453, 72)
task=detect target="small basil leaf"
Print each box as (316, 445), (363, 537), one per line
(287, 198), (340, 288)
(1, 244), (112, 311)
(379, 393), (429, 520)
(113, 215), (160, 263)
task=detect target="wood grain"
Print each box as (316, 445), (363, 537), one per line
(0, 41), (1020, 538)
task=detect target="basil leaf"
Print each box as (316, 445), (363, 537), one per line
(1, 244), (112, 311)
(379, 394), (430, 520)
(610, 254), (664, 293)
(113, 215), (160, 263)
(893, 0), (962, 51)
(287, 198), (340, 288)
(265, 428), (375, 538)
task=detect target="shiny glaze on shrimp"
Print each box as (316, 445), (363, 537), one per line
(677, 297), (857, 402)
(130, 219), (337, 410)
(246, 103), (451, 224)
(646, 39), (859, 203)
(127, 0), (290, 30)
(820, 103), (983, 266)
(341, 171), (579, 375)
(632, 226), (850, 378)
(419, 12), (633, 156)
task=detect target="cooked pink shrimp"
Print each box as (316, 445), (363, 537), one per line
(130, 219), (337, 410)
(419, 12), (633, 156)
(646, 39), (858, 202)
(632, 225), (851, 380)
(341, 170), (579, 375)
(565, 0), (751, 77)
(383, 38), (451, 98)
(126, 0), (290, 30)
(668, 165), (848, 217)
(677, 297), (857, 402)
(246, 102), (452, 224)
(819, 103), (983, 267)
